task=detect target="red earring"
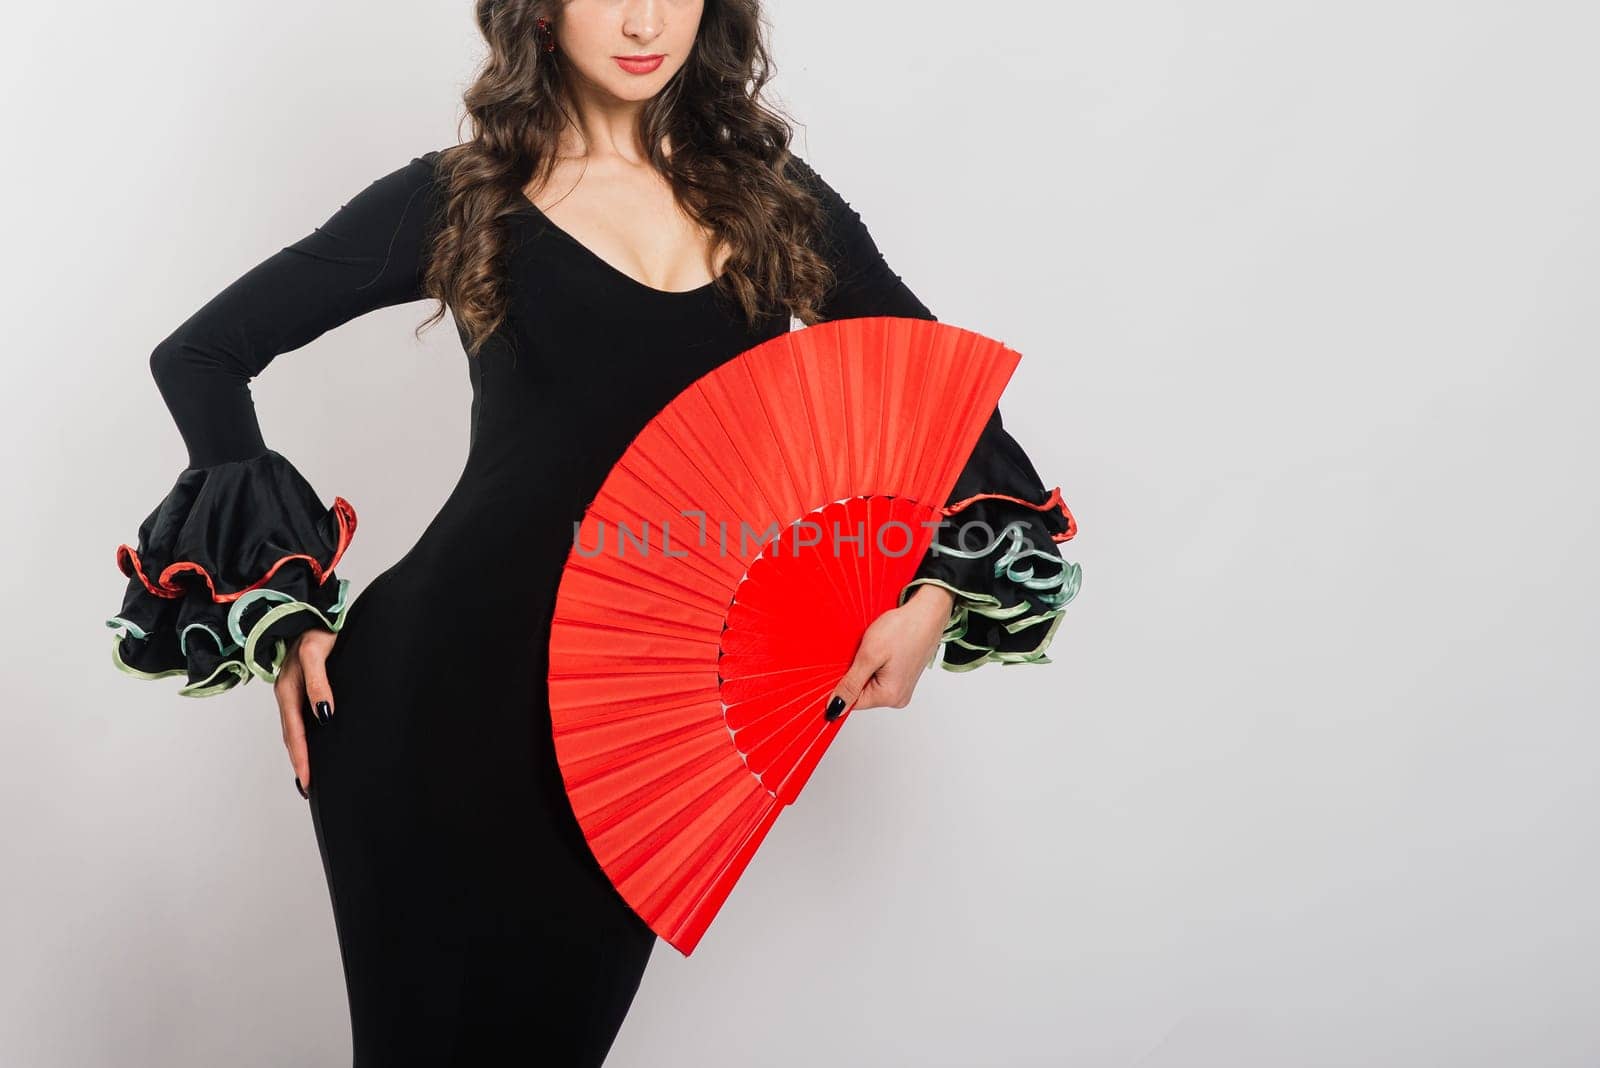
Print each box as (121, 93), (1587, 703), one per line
(535, 17), (556, 53)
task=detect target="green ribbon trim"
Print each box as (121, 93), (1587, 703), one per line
(926, 519), (1081, 602)
(899, 520), (1083, 673)
(107, 578), (352, 698)
(109, 636), (253, 697)
(239, 592), (351, 684)
(105, 615), (149, 639)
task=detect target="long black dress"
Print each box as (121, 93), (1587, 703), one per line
(106, 147), (1081, 1065)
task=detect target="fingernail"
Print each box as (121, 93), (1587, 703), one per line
(315, 700), (332, 723)
(825, 695), (846, 721)
(294, 776), (309, 800)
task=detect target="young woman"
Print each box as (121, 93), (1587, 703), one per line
(106, 1), (1079, 1063)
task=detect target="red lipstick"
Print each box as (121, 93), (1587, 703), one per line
(615, 54), (664, 75)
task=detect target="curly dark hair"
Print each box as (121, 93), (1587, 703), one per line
(416, 0), (837, 355)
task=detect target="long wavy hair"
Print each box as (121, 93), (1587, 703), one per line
(416, 0), (836, 355)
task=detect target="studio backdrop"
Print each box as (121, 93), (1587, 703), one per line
(3, 1), (1597, 1065)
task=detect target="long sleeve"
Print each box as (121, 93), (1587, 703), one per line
(107, 152), (443, 696)
(788, 153), (1083, 672)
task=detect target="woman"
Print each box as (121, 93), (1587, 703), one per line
(106, 1), (1079, 1063)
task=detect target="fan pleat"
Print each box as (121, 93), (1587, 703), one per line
(548, 630), (717, 676)
(665, 798), (785, 948)
(602, 761), (755, 886)
(574, 726), (732, 824)
(755, 337), (828, 509)
(741, 683), (840, 778)
(548, 671), (715, 718)
(646, 780), (774, 935)
(556, 700), (724, 763)
(669, 390), (785, 534)
(770, 526), (860, 616)
(713, 352), (813, 526)
(722, 664), (842, 736)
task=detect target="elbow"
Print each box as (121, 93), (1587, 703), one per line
(149, 329), (225, 397)
(149, 317), (253, 393)
(148, 334), (187, 393)
(147, 332), (218, 419)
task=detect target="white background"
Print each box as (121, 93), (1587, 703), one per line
(4, 1), (1598, 1064)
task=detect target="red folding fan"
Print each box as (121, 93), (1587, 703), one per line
(547, 316), (1030, 956)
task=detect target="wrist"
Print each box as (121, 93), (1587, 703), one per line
(905, 582), (956, 617)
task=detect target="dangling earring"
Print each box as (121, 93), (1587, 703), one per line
(535, 16), (556, 53)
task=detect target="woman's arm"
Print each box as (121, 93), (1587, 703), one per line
(108, 152), (444, 700)
(153, 153), (442, 468)
(787, 152), (1082, 674)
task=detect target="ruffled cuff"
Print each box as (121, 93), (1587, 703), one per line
(106, 450), (357, 697)
(897, 487), (1082, 672)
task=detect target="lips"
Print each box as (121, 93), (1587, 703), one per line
(615, 54), (664, 74)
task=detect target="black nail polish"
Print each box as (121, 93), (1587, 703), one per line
(294, 776), (309, 800)
(315, 700), (332, 723)
(825, 695), (846, 721)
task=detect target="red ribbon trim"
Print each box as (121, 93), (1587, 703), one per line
(939, 485), (1077, 542)
(114, 496), (358, 603)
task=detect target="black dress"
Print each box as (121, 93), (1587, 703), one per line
(106, 147), (1081, 1065)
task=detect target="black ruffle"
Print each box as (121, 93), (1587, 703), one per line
(901, 493), (1082, 671)
(897, 411), (1083, 672)
(107, 450), (356, 696)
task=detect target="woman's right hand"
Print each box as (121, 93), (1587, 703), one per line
(275, 627), (339, 799)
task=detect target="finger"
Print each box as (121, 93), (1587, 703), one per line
(299, 632), (337, 724)
(826, 641), (887, 721)
(275, 661), (312, 798)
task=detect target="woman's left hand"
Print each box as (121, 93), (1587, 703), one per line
(825, 584), (955, 719)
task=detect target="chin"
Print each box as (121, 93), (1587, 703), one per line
(580, 68), (667, 103)
(612, 82), (668, 103)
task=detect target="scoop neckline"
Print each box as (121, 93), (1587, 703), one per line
(517, 196), (727, 300)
